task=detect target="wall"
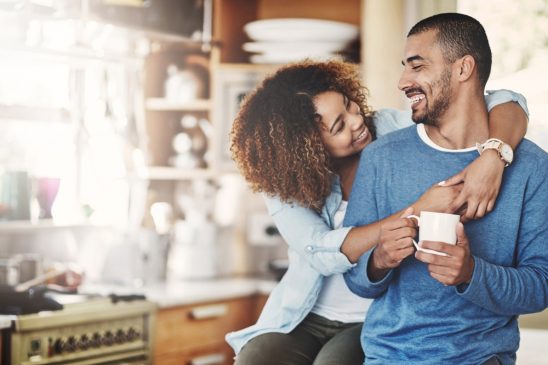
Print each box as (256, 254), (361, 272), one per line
(361, 0), (456, 110)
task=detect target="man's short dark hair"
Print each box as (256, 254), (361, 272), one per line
(408, 13), (492, 88)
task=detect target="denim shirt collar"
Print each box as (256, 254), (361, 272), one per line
(321, 175), (343, 229)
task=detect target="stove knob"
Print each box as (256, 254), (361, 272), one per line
(53, 338), (65, 354)
(79, 334), (90, 350)
(127, 327), (140, 342)
(115, 329), (126, 344)
(102, 331), (114, 346)
(66, 336), (77, 352)
(91, 333), (102, 348)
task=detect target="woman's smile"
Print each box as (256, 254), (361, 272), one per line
(352, 124), (371, 147)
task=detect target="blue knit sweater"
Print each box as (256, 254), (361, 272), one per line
(343, 125), (548, 365)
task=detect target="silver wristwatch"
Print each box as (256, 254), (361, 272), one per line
(476, 138), (514, 166)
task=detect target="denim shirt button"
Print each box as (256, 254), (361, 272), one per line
(305, 245), (314, 253)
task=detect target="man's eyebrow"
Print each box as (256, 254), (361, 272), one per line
(401, 55), (425, 66)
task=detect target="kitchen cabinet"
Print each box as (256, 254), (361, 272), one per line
(135, 0), (364, 276)
(213, 0), (361, 64)
(153, 294), (268, 365)
(140, 0), (362, 219)
(143, 46), (212, 176)
(0, 0), (215, 229)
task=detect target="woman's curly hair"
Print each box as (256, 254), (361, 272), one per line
(230, 60), (375, 211)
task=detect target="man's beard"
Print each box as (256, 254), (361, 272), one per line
(412, 68), (452, 126)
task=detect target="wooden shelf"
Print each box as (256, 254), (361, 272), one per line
(0, 104), (71, 123)
(145, 98), (212, 112)
(0, 220), (107, 233)
(137, 166), (214, 180)
(212, 0), (360, 64)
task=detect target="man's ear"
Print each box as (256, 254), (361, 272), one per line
(456, 55), (475, 82)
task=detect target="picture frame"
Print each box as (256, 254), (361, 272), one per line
(212, 67), (268, 171)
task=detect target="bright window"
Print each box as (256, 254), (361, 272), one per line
(459, 0), (548, 150)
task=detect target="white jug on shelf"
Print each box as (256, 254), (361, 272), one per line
(164, 64), (199, 103)
(167, 214), (218, 280)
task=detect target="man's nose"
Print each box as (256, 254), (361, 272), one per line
(398, 69), (411, 91)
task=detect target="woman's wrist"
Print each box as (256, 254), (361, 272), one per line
(480, 148), (507, 169)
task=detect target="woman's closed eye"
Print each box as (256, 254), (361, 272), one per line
(334, 120), (345, 135)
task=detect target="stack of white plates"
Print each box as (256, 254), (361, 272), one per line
(243, 18), (359, 64)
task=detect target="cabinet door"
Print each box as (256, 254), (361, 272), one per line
(154, 343), (233, 365)
(154, 296), (260, 364)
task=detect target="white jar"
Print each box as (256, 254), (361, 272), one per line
(164, 64), (199, 103)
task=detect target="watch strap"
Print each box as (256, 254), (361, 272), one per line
(476, 138), (513, 166)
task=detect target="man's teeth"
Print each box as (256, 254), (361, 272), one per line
(410, 94), (425, 104)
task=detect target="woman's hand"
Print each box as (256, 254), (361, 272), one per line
(369, 207), (417, 281)
(412, 183), (463, 215)
(443, 150), (505, 221)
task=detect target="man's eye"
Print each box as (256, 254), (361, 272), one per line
(412, 65), (423, 70)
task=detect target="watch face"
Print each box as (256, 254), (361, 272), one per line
(500, 144), (513, 163)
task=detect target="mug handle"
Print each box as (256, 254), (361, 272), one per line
(406, 214), (420, 226)
(405, 214), (449, 257)
(406, 214), (421, 252)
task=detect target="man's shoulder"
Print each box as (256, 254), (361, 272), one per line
(513, 140), (548, 186)
(517, 139), (547, 154)
(515, 139), (548, 167)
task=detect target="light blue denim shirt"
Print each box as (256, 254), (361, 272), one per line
(225, 90), (528, 355)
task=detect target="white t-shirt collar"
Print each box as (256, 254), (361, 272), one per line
(416, 124), (477, 153)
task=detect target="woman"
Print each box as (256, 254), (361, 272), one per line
(226, 60), (528, 365)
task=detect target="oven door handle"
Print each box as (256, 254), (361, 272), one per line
(189, 304), (228, 320)
(189, 353), (225, 365)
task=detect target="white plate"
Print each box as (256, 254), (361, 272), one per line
(249, 53), (341, 65)
(243, 41), (348, 54)
(244, 18), (359, 42)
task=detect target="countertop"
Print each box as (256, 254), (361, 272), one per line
(1, 279), (546, 363)
(79, 276), (278, 308)
(0, 277), (277, 329)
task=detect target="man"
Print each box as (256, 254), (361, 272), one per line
(343, 13), (547, 365)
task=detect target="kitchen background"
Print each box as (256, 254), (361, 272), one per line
(0, 0), (546, 364)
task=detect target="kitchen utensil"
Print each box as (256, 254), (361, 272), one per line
(150, 202), (173, 235)
(0, 170), (31, 220)
(0, 284), (64, 315)
(0, 257), (20, 286)
(15, 266), (67, 292)
(14, 253), (43, 283)
(164, 64), (200, 102)
(35, 177), (60, 219)
(244, 18), (359, 42)
(249, 53), (338, 64)
(243, 40), (347, 54)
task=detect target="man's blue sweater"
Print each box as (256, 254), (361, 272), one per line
(343, 125), (548, 365)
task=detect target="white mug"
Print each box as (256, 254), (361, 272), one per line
(407, 211), (460, 256)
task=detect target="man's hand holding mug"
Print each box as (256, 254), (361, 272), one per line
(373, 209), (475, 286)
